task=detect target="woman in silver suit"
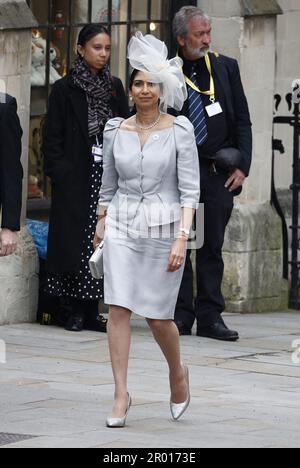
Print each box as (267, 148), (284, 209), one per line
(94, 33), (200, 428)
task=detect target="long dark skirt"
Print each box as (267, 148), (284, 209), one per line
(45, 161), (103, 301)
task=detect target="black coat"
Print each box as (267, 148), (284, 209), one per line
(175, 52), (252, 177)
(43, 74), (130, 274)
(0, 94), (23, 231)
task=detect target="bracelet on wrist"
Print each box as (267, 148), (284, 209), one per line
(176, 234), (189, 241)
(179, 227), (190, 237)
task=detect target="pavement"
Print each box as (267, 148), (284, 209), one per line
(0, 311), (300, 448)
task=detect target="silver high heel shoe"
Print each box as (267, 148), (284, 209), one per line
(106, 393), (132, 428)
(170, 365), (190, 421)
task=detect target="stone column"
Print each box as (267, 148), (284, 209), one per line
(198, 0), (288, 312)
(0, 0), (39, 325)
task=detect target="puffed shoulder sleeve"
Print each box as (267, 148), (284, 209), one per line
(97, 118), (124, 211)
(174, 116), (200, 209)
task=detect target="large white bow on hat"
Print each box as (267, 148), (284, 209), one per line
(128, 32), (187, 112)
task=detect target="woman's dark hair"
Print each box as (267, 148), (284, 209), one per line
(77, 24), (110, 52)
(129, 69), (140, 90)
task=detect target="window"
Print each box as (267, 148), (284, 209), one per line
(26, 0), (172, 216)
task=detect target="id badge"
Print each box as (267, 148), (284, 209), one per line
(205, 102), (223, 117)
(92, 143), (103, 164)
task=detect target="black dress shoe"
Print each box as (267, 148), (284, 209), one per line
(197, 319), (239, 342)
(65, 312), (84, 332)
(175, 321), (192, 336)
(218, 316), (239, 334)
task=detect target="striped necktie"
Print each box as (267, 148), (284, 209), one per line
(188, 67), (208, 146)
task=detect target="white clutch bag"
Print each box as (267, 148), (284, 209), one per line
(89, 241), (104, 279)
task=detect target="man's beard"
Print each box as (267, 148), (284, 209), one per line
(186, 44), (210, 60)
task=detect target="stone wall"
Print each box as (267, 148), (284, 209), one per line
(223, 203), (287, 313)
(0, 228), (39, 324)
(0, 1), (39, 324)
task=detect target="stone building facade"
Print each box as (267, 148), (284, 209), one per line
(0, 0), (297, 324)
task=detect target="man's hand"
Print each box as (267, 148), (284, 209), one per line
(0, 229), (18, 257)
(225, 169), (246, 193)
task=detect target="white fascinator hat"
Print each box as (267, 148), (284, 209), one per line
(127, 32), (187, 112)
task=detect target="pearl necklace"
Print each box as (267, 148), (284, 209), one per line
(135, 112), (162, 131)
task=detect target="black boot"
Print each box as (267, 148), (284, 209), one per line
(85, 301), (107, 333)
(64, 299), (86, 332)
(57, 297), (72, 327)
(65, 312), (85, 332)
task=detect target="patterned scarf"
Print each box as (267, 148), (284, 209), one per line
(72, 58), (113, 138)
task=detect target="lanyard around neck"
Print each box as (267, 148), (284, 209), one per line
(184, 54), (215, 103)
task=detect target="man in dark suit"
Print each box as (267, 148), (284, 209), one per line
(173, 7), (252, 341)
(0, 93), (23, 257)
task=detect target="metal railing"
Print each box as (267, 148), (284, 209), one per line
(272, 86), (300, 309)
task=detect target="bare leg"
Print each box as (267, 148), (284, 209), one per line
(107, 305), (132, 418)
(146, 319), (188, 404)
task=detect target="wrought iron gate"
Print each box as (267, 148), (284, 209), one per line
(272, 84), (300, 309)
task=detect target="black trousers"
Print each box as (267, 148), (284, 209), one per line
(175, 162), (234, 328)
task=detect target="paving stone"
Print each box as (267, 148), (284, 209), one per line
(0, 313), (300, 448)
